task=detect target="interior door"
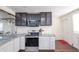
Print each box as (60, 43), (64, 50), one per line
(62, 18), (73, 45)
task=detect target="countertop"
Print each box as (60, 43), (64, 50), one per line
(0, 36), (16, 46)
(0, 34), (26, 47)
(39, 34), (55, 37)
(0, 33), (55, 47)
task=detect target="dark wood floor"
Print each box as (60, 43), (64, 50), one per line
(55, 40), (78, 52)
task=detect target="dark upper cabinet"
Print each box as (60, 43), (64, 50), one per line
(15, 13), (22, 26)
(15, 12), (52, 26)
(27, 14), (40, 20)
(15, 13), (27, 26)
(40, 12), (52, 26)
(21, 13), (27, 26)
(46, 12), (52, 26)
(40, 12), (46, 26)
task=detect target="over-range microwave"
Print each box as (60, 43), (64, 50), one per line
(27, 20), (40, 27)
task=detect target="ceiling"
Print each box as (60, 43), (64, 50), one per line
(8, 6), (79, 16)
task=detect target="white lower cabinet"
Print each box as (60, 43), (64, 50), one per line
(39, 37), (55, 50)
(0, 37), (20, 52)
(0, 40), (14, 52)
(20, 36), (25, 50)
(13, 37), (20, 52)
(39, 37), (49, 50)
(49, 37), (55, 50)
(6, 41), (14, 52)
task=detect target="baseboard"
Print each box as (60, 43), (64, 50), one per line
(65, 43), (79, 52)
(39, 50), (55, 52)
(19, 49), (25, 52)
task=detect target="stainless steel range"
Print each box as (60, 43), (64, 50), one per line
(25, 32), (39, 47)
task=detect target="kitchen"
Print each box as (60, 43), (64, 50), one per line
(0, 6), (55, 52)
(0, 6), (79, 52)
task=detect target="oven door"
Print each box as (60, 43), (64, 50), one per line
(25, 37), (39, 47)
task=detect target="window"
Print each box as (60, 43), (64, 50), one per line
(73, 13), (79, 33)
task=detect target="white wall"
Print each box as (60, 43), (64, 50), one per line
(60, 8), (79, 47)
(16, 26), (53, 34)
(60, 16), (73, 45)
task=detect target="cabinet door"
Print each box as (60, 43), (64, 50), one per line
(20, 36), (25, 50)
(39, 37), (49, 50)
(15, 13), (27, 26)
(14, 37), (20, 52)
(40, 12), (46, 26)
(46, 12), (52, 26)
(15, 13), (22, 26)
(21, 13), (27, 26)
(49, 37), (55, 50)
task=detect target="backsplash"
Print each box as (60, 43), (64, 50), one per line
(16, 26), (53, 35)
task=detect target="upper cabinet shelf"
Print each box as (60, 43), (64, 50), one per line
(15, 12), (52, 26)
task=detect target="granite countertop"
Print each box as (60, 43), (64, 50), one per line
(0, 35), (17, 46)
(0, 34), (26, 47)
(0, 38), (13, 46)
(25, 34), (55, 38)
(39, 34), (56, 37)
(0, 33), (55, 47)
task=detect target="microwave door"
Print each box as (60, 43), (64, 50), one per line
(28, 20), (39, 27)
